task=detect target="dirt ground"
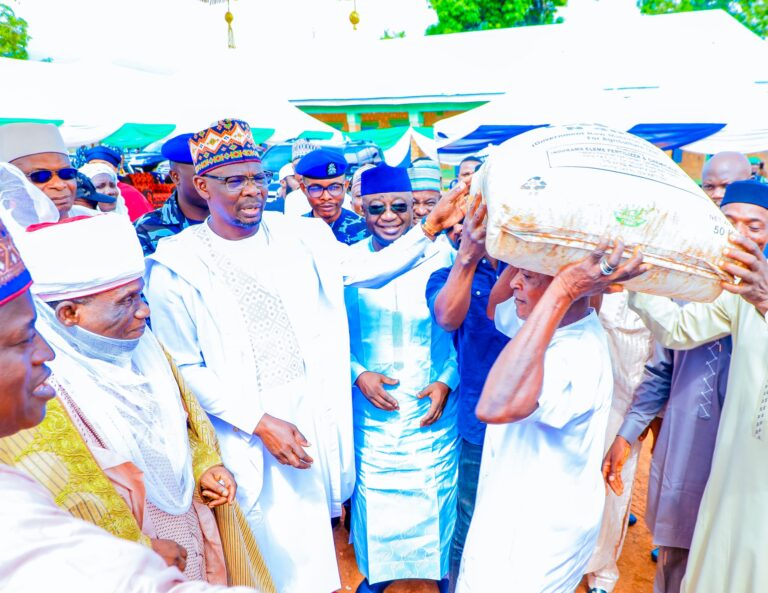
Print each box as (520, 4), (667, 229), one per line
(334, 438), (656, 593)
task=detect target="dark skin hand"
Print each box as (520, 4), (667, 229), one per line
(424, 181), (470, 233)
(356, 371), (400, 411)
(151, 538), (188, 571)
(254, 413), (313, 469)
(418, 381), (451, 427)
(199, 464), (236, 508)
(719, 233), (768, 316)
(477, 239), (648, 424)
(603, 416), (663, 496)
(433, 194), (491, 332)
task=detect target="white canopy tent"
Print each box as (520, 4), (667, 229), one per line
(0, 57), (341, 148)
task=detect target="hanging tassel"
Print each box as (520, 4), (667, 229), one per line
(225, 3), (235, 49)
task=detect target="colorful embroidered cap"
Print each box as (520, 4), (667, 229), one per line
(0, 218), (32, 307)
(188, 119), (261, 176)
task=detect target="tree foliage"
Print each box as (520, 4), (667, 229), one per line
(426, 0), (567, 35)
(638, 1), (768, 37)
(0, 3), (29, 59)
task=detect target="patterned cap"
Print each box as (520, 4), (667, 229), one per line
(188, 119), (261, 176)
(0, 218), (32, 307)
(408, 158), (442, 192)
(292, 139), (321, 162)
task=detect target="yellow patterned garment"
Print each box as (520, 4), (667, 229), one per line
(0, 352), (275, 593)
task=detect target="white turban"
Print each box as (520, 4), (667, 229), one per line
(16, 213), (144, 301)
(0, 163), (60, 233)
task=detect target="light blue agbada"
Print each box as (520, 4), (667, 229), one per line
(345, 237), (459, 584)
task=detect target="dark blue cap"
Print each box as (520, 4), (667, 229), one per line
(295, 148), (347, 180)
(84, 146), (122, 168)
(161, 133), (194, 165)
(76, 172), (116, 204)
(360, 164), (412, 197)
(721, 179), (768, 210)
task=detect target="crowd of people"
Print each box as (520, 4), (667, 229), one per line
(0, 118), (765, 593)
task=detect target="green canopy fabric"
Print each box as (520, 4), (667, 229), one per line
(101, 123), (178, 149)
(0, 118), (64, 126)
(297, 130), (335, 140)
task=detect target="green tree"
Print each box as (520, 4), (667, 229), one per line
(426, 0), (567, 35)
(381, 29), (407, 40)
(639, 1), (768, 37)
(0, 3), (30, 59)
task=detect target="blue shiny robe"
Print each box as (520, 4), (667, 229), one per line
(345, 237), (459, 584)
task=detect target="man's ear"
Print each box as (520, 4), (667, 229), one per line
(192, 176), (211, 201)
(54, 301), (80, 327)
(169, 170), (181, 185)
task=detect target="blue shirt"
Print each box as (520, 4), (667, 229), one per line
(302, 207), (369, 246)
(426, 258), (509, 445)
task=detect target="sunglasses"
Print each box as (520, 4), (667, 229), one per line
(306, 183), (345, 199)
(26, 167), (78, 184)
(366, 203), (409, 215)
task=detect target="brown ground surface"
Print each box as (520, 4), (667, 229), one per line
(334, 438), (656, 593)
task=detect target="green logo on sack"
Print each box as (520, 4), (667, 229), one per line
(614, 206), (654, 227)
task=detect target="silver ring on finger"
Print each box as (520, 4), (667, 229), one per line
(599, 256), (616, 276)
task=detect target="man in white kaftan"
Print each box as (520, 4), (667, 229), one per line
(458, 297), (613, 593)
(586, 292), (653, 593)
(456, 238), (649, 593)
(144, 123), (467, 593)
(344, 165), (458, 592)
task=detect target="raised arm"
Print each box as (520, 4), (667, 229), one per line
(338, 182), (469, 288)
(432, 195), (487, 331)
(477, 239), (647, 423)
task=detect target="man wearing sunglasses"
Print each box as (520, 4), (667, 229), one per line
(0, 123), (83, 220)
(145, 119), (468, 593)
(295, 148), (369, 246)
(345, 164), (458, 593)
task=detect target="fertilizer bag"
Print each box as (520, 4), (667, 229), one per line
(477, 124), (733, 302)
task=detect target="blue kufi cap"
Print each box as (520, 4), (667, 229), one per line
(360, 164), (412, 197)
(721, 180), (768, 210)
(295, 148), (348, 180)
(161, 133), (194, 165)
(84, 146), (122, 168)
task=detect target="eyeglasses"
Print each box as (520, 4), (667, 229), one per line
(366, 203), (409, 216)
(26, 167), (78, 184)
(306, 183), (345, 199)
(202, 173), (270, 192)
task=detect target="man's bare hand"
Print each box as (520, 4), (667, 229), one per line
(151, 538), (188, 572)
(356, 371), (400, 411)
(457, 194), (488, 266)
(254, 414), (313, 469)
(555, 238), (649, 301)
(425, 181), (470, 232)
(602, 436), (632, 496)
(199, 464), (236, 508)
(418, 381), (451, 427)
(720, 233), (768, 315)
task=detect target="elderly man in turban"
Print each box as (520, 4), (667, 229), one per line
(345, 164), (458, 593)
(408, 157), (443, 223)
(0, 202), (273, 590)
(144, 119), (467, 593)
(0, 123), (93, 220)
(0, 213), (262, 592)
